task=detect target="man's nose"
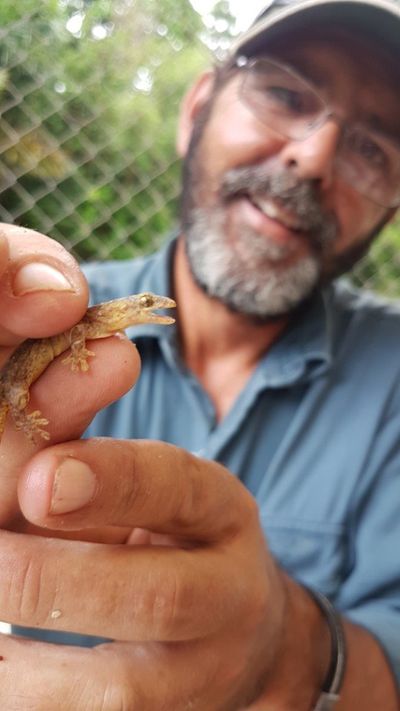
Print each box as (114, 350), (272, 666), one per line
(279, 120), (341, 189)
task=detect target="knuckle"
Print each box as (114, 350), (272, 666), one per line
(235, 483), (260, 530)
(113, 447), (142, 519)
(173, 450), (206, 527)
(151, 572), (181, 638)
(99, 679), (140, 711)
(245, 575), (270, 631)
(50, 667), (140, 711)
(135, 569), (186, 639)
(7, 551), (56, 626)
(93, 649), (145, 711)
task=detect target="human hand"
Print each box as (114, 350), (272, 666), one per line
(0, 437), (306, 711)
(0, 225), (329, 709)
(0, 224), (140, 528)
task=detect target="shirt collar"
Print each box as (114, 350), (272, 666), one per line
(256, 289), (334, 387)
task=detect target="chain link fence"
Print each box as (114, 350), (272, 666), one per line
(0, 0), (399, 295)
(0, 0), (215, 260)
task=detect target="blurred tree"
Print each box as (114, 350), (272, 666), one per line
(352, 220), (400, 298)
(0, 0), (209, 260)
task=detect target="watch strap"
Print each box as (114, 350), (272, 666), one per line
(304, 587), (347, 710)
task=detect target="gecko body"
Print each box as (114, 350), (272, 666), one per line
(0, 292), (175, 442)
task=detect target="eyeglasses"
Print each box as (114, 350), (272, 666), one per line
(235, 56), (400, 209)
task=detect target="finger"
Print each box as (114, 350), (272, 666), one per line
(1, 336), (140, 527)
(0, 224), (88, 349)
(18, 439), (257, 541)
(0, 635), (145, 711)
(28, 334), (141, 444)
(0, 528), (252, 641)
(0, 634), (227, 711)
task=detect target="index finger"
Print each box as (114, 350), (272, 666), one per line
(18, 439), (258, 542)
(0, 223), (88, 350)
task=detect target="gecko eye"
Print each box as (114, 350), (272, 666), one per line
(138, 293), (155, 309)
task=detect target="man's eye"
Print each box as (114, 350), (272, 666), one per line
(349, 131), (387, 168)
(265, 86), (306, 113)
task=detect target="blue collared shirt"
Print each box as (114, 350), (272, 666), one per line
(16, 236), (400, 685)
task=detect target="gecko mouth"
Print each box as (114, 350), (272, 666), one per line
(139, 293), (176, 324)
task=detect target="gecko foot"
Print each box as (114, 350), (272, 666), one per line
(14, 410), (50, 442)
(61, 348), (95, 372)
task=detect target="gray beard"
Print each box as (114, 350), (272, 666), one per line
(185, 206), (321, 319)
(182, 163), (338, 319)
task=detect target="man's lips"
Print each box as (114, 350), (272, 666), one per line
(249, 194), (305, 232)
(227, 192), (311, 251)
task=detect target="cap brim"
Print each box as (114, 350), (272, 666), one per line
(230, 0), (400, 57)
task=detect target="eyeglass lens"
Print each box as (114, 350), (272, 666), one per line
(239, 58), (400, 208)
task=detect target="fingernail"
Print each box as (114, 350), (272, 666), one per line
(50, 458), (97, 514)
(12, 262), (75, 296)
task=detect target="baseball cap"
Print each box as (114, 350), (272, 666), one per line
(230, 0), (400, 57)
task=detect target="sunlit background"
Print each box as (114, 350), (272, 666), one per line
(191, 0), (267, 28)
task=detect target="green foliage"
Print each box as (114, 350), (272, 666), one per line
(352, 217), (400, 297)
(0, 0), (209, 260)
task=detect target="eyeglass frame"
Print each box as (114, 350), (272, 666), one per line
(229, 54), (400, 209)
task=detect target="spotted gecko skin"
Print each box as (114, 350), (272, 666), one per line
(0, 292), (175, 442)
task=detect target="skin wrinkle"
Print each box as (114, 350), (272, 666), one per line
(16, 556), (44, 626)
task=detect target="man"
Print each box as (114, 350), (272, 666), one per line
(0, 0), (399, 708)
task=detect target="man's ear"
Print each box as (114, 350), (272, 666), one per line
(176, 70), (216, 157)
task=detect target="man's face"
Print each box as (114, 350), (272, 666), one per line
(178, 29), (399, 319)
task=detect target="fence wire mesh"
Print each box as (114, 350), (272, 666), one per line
(0, 0), (399, 296)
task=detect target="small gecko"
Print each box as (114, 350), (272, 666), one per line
(0, 292), (175, 442)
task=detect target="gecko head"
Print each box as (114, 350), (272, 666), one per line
(131, 292), (176, 325)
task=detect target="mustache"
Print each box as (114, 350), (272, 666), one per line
(220, 166), (338, 251)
